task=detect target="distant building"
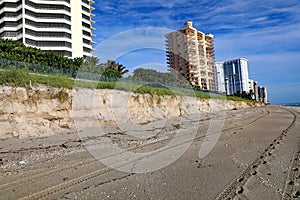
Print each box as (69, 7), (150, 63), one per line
(248, 79), (255, 100)
(253, 81), (259, 101)
(165, 21), (216, 91)
(221, 58), (250, 95)
(215, 62), (226, 93)
(216, 58), (268, 102)
(248, 79), (260, 101)
(258, 86), (268, 104)
(0, 0), (95, 58)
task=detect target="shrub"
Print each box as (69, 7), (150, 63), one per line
(0, 67), (29, 86)
(56, 90), (69, 103)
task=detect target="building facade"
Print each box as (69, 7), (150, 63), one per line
(221, 58), (250, 95)
(258, 86), (268, 104)
(165, 21), (216, 91)
(0, 0), (95, 58)
(215, 62), (226, 93)
(249, 79), (259, 101)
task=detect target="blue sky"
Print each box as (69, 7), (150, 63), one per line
(92, 0), (300, 104)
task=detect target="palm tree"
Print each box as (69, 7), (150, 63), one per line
(73, 57), (84, 68)
(117, 64), (129, 76)
(106, 60), (129, 77)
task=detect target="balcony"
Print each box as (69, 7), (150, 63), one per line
(206, 42), (213, 47)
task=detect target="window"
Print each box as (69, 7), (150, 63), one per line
(83, 38), (91, 45)
(0, 19), (22, 28)
(25, 38), (72, 48)
(82, 5), (89, 13)
(83, 47), (92, 53)
(25, 28), (71, 39)
(25, 19), (71, 30)
(25, 0), (71, 12)
(83, 30), (91, 37)
(0, 29), (22, 37)
(0, 0), (22, 9)
(0, 9), (22, 18)
(82, 22), (90, 29)
(25, 9), (71, 21)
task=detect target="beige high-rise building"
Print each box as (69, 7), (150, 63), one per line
(0, 0), (95, 58)
(165, 21), (216, 91)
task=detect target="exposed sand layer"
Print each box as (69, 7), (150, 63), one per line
(0, 86), (261, 139)
(0, 106), (299, 199)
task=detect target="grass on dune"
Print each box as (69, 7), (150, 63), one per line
(0, 67), (255, 102)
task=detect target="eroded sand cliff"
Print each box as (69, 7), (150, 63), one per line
(0, 86), (261, 138)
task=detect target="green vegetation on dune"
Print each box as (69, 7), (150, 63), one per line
(0, 39), (83, 74)
(0, 67), (253, 103)
(0, 67), (74, 88)
(129, 68), (191, 88)
(0, 39), (255, 103)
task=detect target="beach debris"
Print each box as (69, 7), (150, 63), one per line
(286, 180), (294, 185)
(293, 190), (300, 198)
(292, 167), (299, 171)
(236, 187), (244, 194)
(18, 160), (25, 165)
(237, 177), (244, 182)
(63, 177), (69, 181)
(173, 124), (180, 129)
(262, 160), (267, 164)
(60, 141), (82, 149)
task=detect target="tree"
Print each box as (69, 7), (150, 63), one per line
(0, 38), (85, 77)
(84, 56), (99, 66)
(130, 68), (184, 86)
(116, 64), (129, 76)
(73, 57), (84, 68)
(102, 67), (121, 78)
(106, 60), (129, 77)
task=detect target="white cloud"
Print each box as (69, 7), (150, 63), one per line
(94, 27), (173, 62)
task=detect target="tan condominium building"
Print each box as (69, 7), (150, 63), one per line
(165, 21), (216, 91)
(0, 0), (96, 58)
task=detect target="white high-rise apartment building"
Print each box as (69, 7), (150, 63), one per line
(215, 62), (226, 93)
(218, 58), (250, 95)
(166, 21), (216, 91)
(0, 0), (95, 58)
